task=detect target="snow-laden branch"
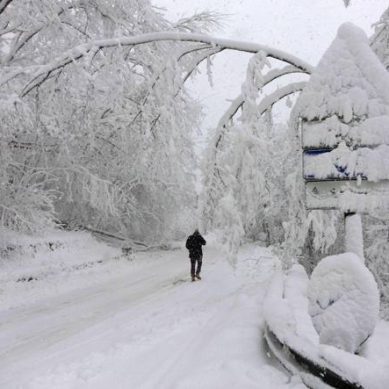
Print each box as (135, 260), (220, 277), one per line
(126, 45), (221, 134)
(146, 46), (223, 135)
(215, 95), (244, 146)
(203, 73), (309, 192)
(204, 80), (307, 209)
(75, 32), (312, 71)
(257, 81), (307, 115)
(215, 66), (308, 138)
(10, 31), (313, 96)
(262, 65), (307, 86)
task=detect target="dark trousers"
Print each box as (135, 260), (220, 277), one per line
(190, 256), (202, 276)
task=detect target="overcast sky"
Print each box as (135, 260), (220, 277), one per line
(152, 0), (388, 130)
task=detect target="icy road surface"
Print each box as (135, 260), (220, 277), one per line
(0, 243), (304, 389)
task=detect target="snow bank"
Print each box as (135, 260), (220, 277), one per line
(263, 265), (320, 357)
(319, 344), (389, 389)
(283, 265), (320, 345)
(0, 229), (121, 310)
(308, 252), (379, 353)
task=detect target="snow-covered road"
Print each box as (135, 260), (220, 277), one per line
(0, 241), (303, 389)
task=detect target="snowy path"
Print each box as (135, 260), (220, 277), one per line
(0, 243), (303, 389)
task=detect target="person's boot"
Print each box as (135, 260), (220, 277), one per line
(191, 275), (196, 282)
(195, 274), (201, 280)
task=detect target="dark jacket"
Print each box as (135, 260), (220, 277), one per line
(186, 231), (206, 259)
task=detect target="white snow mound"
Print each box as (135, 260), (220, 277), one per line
(295, 22), (389, 122)
(308, 252), (379, 353)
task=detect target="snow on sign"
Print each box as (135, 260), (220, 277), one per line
(294, 23), (389, 212)
(305, 181), (389, 212)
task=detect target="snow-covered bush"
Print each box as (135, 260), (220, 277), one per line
(307, 252), (380, 353)
(212, 190), (245, 263)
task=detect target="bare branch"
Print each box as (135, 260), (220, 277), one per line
(61, 20), (91, 39)
(0, 0), (13, 15)
(3, 26), (44, 64)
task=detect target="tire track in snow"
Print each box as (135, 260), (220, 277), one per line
(1, 246), (283, 389)
(0, 255), (189, 387)
(148, 292), (243, 388)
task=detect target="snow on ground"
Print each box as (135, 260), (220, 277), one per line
(0, 232), (306, 389)
(0, 230), (120, 310)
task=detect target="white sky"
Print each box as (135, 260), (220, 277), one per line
(152, 0), (388, 130)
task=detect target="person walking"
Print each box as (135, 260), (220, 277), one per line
(185, 229), (206, 282)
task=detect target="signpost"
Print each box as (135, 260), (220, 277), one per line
(264, 25), (388, 388)
(301, 117), (389, 260)
(295, 24), (389, 261)
(302, 122), (389, 213)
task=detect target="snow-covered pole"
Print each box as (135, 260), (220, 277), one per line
(344, 212), (364, 262)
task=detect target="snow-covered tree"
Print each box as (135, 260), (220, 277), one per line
(200, 48), (310, 257)
(0, 0), (316, 246)
(365, 6), (389, 317)
(371, 7), (389, 69)
(365, 217), (389, 319)
(6, 0), (383, 278)
(0, 0), (218, 242)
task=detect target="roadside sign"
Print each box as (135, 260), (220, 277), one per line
(305, 180), (389, 212)
(303, 148), (366, 181)
(294, 23), (389, 213)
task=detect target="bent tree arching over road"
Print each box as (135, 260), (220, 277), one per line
(0, 0), (313, 246)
